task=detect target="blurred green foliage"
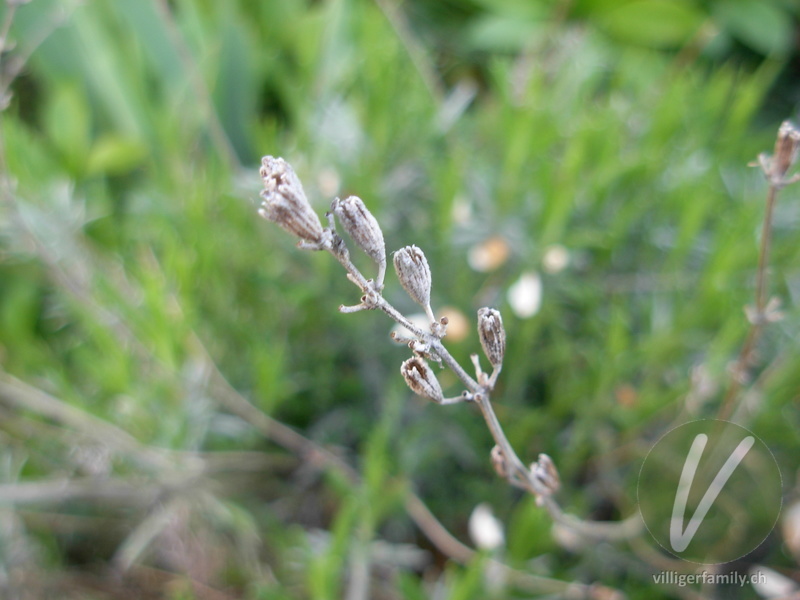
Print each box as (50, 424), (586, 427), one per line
(1, 0), (799, 598)
(410, 0), (798, 57)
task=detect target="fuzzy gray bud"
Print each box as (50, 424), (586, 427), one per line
(773, 120), (800, 179)
(258, 156), (324, 244)
(477, 307), (506, 368)
(400, 356), (443, 403)
(393, 245), (432, 312)
(332, 196), (386, 280)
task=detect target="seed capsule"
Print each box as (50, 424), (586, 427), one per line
(490, 445), (509, 479)
(773, 121), (800, 180)
(531, 453), (560, 495)
(332, 196), (386, 283)
(477, 307), (506, 368)
(393, 245), (432, 313)
(258, 156), (324, 243)
(400, 356), (443, 403)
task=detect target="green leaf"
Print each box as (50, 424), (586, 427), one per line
(507, 498), (556, 560)
(596, 0), (706, 48)
(87, 135), (148, 175)
(713, 0), (793, 56)
(467, 15), (544, 53)
(471, 0), (547, 19)
(43, 83), (91, 175)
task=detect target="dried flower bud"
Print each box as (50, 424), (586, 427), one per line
(394, 245), (432, 314)
(332, 196), (386, 280)
(531, 453), (560, 495)
(400, 356), (443, 403)
(773, 120), (800, 180)
(258, 156), (324, 244)
(490, 445), (508, 479)
(477, 307), (506, 368)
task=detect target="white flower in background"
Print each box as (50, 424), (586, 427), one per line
(782, 501), (800, 559)
(468, 503), (505, 551)
(508, 271), (542, 319)
(542, 244), (570, 274)
(439, 306), (469, 342)
(468, 236), (510, 272)
(450, 194), (472, 225)
(750, 566), (799, 599)
(317, 166), (341, 198)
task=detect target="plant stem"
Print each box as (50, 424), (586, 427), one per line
(717, 181), (779, 421)
(323, 239), (642, 538)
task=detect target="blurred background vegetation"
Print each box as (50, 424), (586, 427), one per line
(1, 0), (800, 598)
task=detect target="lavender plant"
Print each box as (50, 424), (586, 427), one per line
(257, 120), (799, 545)
(256, 155), (639, 539)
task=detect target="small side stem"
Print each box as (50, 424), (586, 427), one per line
(377, 298), (427, 338)
(326, 240), (370, 290)
(755, 184), (777, 314)
(718, 182), (779, 421)
(431, 338), (481, 392)
(474, 393), (539, 491)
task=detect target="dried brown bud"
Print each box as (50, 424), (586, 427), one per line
(477, 307), (506, 368)
(258, 156), (324, 244)
(773, 120), (800, 180)
(531, 453), (560, 495)
(400, 356), (443, 403)
(332, 196), (386, 282)
(490, 445), (508, 479)
(393, 245), (432, 316)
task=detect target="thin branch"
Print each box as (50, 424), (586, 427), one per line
(337, 244), (640, 538)
(112, 496), (187, 572)
(260, 156), (643, 544)
(0, 371), (176, 472)
(717, 185), (775, 421)
(718, 123), (799, 421)
(189, 332), (360, 483)
(187, 331), (627, 594)
(0, 477), (160, 505)
(403, 494), (610, 598)
(321, 231), (643, 538)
